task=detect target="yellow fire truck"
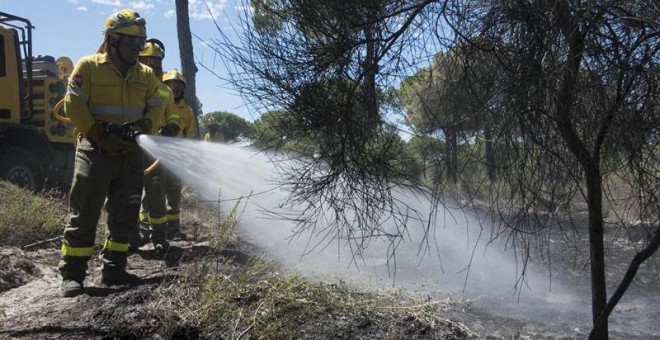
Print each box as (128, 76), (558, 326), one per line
(0, 11), (75, 191)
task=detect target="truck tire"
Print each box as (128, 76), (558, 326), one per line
(0, 147), (46, 191)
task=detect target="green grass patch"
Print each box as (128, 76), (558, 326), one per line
(0, 181), (66, 246)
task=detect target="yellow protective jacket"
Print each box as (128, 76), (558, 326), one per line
(175, 98), (198, 138)
(204, 131), (224, 143)
(157, 83), (180, 133)
(64, 53), (163, 135)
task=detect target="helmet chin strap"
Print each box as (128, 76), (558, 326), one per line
(110, 35), (137, 66)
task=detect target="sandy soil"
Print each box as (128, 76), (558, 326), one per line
(0, 240), (209, 339)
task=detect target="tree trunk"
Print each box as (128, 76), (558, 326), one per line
(484, 123), (496, 182)
(552, 1), (608, 337)
(175, 0), (202, 138)
(585, 166), (608, 339)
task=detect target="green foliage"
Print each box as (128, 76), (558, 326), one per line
(209, 199), (243, 251)
(402, 135), (446, 183)
(251, 110), (290, 149)
(251, 0), (286, 33)
(0, 181), (66, 246)
(400, 45), (504, 185)
(402, 46), (498, 135)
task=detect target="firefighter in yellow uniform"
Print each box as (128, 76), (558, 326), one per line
(204, 123), (224, 142)
(59, 9), (162, 297)
(135, 39), (180, 252)
(162, 69), (199, 239)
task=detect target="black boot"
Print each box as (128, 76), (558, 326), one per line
(101, 269), (140, 286)
(151, 225), (170, 253)
(166, 221), (187, 240)
(165, 222), (178, 240)
(61, 278), (84, 297)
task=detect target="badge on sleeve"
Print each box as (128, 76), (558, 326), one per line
(70, 75), (83, 88)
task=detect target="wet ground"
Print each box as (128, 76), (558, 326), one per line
(242, 206), (660, 339)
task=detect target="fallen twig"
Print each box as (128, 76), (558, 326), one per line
(22, 236), (62, 249)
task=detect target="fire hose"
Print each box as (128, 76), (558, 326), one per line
(53, 99), (160, 175)
(52, 99), (71, 123)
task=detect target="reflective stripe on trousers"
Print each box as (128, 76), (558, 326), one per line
(59, 137), (143, 279)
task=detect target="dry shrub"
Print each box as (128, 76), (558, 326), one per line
(198, 256), (474, 339)
(0, 181), (66, 246)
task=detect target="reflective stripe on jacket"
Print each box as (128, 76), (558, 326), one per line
(64, 53), (163, 135)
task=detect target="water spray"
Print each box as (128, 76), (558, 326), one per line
(136, 136), (660, 335)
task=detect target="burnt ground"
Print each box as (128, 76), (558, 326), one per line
(1, 209), (659, 339)
(460, 212), (660, 340)
(437, 210), (660, 340)
(0, 220), (257, 340)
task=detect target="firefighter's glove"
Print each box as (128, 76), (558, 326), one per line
(86, 122), (125, 155)
(135, 118), (153, 135)
(160, 123), (180, 137)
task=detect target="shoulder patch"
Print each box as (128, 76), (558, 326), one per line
(70, 75), (83, 88)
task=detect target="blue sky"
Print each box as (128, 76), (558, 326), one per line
(1, 0), (255, 121)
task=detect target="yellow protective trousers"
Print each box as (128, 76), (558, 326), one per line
(165, 167), (182, 229)
(139, 154), (168, 243)
(59, 136), (143, 280)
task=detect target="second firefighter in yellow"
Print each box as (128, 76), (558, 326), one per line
(204, 123), (224, 142)
(134, 38), (180, 252)
(162, 69), (199, 238)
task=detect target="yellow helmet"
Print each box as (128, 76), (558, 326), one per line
(163, 69), (187, 84)
(103, 9), (146, 38)
(139, 38), (165, 59)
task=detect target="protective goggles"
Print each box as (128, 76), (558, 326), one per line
(108, 17), (146, 32)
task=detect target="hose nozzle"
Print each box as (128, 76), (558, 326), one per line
(103, 122), (143, 144)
